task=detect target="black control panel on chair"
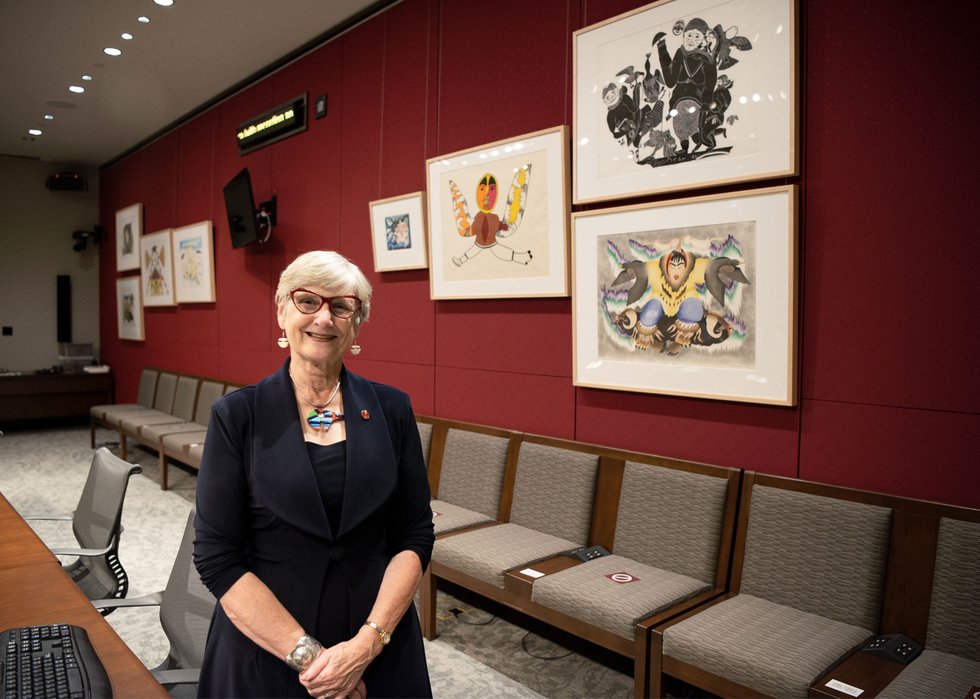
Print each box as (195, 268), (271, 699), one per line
(566, 545), (610, 562)
(861, 633), (923, 665)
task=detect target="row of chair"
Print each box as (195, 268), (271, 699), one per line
(89, 367), (239, 489)
(415, 416), (980, 698)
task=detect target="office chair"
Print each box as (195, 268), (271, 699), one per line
(92, 509), (214, 692)
(25, 447), (142, 613)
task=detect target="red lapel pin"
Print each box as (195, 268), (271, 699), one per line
(361, 409), (370, 420)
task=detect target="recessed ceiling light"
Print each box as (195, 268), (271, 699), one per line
(69, 85), (85, 93)
(28, 129), (43, 136)
(44, 114), (54, 120)
(104, 47), (122, 56)
(82, 75), (93, 81)
(154, 0), (174, 6)
(122, 32), (133, 40)
(138, 16), (150, 23)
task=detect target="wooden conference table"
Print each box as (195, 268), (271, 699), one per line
(0, 492), (168, 697)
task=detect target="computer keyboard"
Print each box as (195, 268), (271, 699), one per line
(1, 623), (111, 698)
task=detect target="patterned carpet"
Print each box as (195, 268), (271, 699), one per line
(0, 425), (637, 698)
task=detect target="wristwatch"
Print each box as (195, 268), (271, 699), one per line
(364, 620), (391, 646)
(284, 634), (323, 671)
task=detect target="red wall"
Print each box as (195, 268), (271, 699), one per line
(98, 0), (980, 509)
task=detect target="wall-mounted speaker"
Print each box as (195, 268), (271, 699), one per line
(46, 172), (87, 191)
(57, 275), (72, 343)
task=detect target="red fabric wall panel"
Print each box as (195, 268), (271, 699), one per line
(576, 389), (800, 476)
(799, 400), (980, 510)
(436, 366), (575, 438)
(801, 0), (977, 413)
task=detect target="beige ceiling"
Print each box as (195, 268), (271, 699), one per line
(0, 0), (385, 168)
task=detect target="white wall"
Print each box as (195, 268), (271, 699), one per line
(0, 156), (100, 372)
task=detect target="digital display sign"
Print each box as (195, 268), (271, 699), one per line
(236, 93), (308, 154)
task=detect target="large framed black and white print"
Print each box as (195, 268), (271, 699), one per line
(573, 0), (797, 203)
(572, 185), (797, 405)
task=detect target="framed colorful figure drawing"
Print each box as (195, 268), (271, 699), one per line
(426, 125), (569, 299)
(172, 221), (216, 303)
(140, 229), (175, 307)
(572, 185), (797, 405)
(116, 276), (144, 341)
(573, 0), (797, 203)
(115, 203), (142, 271)
(369, 192), (428, 272)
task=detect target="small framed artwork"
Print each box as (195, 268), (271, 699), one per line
(172, 220), (216, 303)
(573, 0), (797, 203)
(572, 184), (797, 405)
(116, 276), (145, 341)
(368, 192), (428, 272)
(115, 203), (143, 271)
(426, 125), (569, 299)
(140, 229), (175, 307)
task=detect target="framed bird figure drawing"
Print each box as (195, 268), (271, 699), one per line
(572, 185), (797, 405)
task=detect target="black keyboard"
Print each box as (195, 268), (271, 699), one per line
(1, 623), (111, 699)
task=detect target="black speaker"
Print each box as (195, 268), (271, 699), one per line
(57, 275), (72, 343)
(46, 172), (87, 191)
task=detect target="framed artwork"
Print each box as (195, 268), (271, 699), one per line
(140, 229), (175, 307)
(172, 220), (216, 303)
(115, 203), (143, 271)
(116, 276), (144, 341)
(368, 192), (428, 272)
(572, 184), (797, 405)
(573, 0), (797, 203)
(426, 125), (569, 299)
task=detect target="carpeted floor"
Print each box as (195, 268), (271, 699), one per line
(0, 425), (639, 698)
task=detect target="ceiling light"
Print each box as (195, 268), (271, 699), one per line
(104, 47), (122, 56)
(138, 16), (150, 23)
(69, 85), (85, 93)
(82, 74), (93, 80)
(28, 129), (43, 136)
(154, 0), (174, 6)
(122, 32), (133, 40)
(44, 114), (54, 120)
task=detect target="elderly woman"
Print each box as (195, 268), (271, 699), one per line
(193, 250), (434, 698)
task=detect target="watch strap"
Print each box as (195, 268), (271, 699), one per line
(364, 620), (390, 646)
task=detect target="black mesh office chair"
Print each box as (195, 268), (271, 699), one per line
(25, 447), (142, 613)
(92, 509), (214, 693)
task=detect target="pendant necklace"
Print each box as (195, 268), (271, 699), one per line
(290, 372), (344, 432)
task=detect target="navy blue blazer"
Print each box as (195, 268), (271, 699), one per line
(193, 360), (434, 698)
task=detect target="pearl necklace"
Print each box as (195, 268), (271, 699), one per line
(289, 372), (344, 432)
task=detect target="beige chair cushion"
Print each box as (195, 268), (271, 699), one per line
(416, 421), (433, 467)
(431, 499), (494, 535)
(877, 649), (980, 699)
(508, 442), (598, 545)
(434, 523), (579, 588)
(437, 428), (510, 520)
(663, 594), (872, 699)
(740, 485), (891, 630)
(532, 554), (707, 639)
(925, 517), (980, 659)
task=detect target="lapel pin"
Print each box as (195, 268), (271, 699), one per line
(361, 409), (370, 420)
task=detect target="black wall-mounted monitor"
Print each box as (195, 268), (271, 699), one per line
(223, 167), (276, 248)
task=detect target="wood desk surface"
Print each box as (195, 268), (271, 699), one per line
(0, 493), (168, 697)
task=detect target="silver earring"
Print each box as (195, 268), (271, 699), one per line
(277, 330), (289, 348)
(350, 344), (361, 355)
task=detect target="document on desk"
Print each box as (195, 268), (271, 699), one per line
(519, 568), (545, 578)
(824, 678), (863, 696)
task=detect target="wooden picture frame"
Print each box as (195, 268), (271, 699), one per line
(116, 276), (144, 341)
(140, 229), (175, 307)
(573, 0), (797, 203)
(369, 192), (428, 272)
(115, 203), (143, 272)
(572, 185), (797, 405)
(426, 125), (569, 299)
(172, 220), (216, 303)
